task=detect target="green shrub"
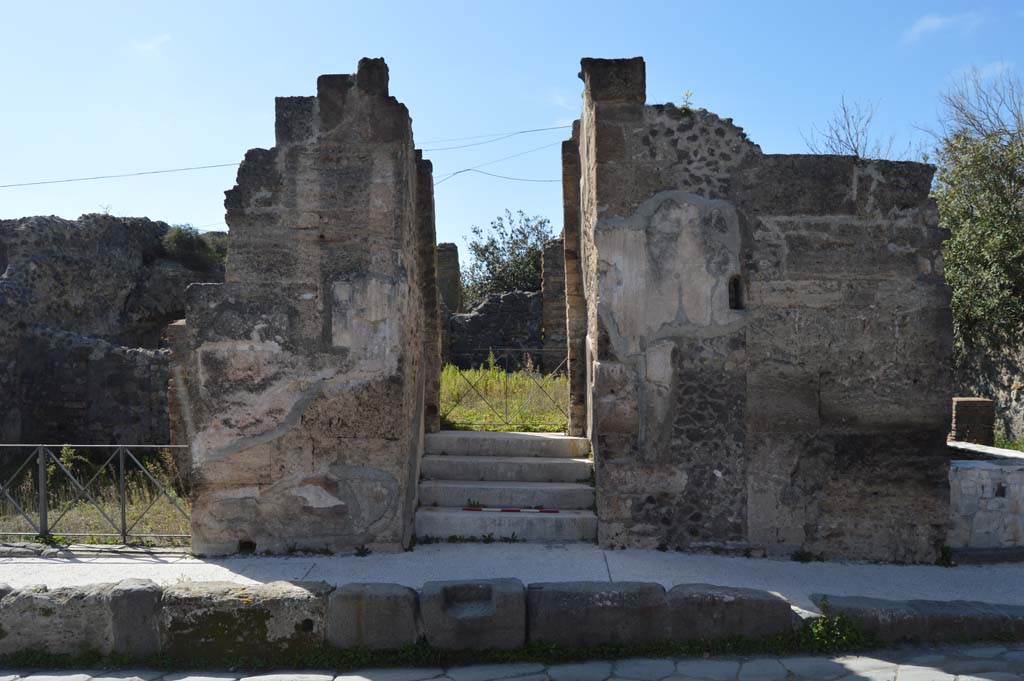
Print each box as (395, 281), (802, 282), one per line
(161, 224), (223, 274)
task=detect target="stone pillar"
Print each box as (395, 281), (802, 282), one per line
(436, 244), (462, 314)
(417, 154), (441, 434)
(951, 397), (996, 446)
(182, 58), (428, 556)
(541, 238), (567, 374)
(562, 122), (587, 437)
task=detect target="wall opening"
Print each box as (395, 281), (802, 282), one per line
(728, 275), (744, 310)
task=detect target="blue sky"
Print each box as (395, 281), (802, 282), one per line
(1, 1), (1020, 246)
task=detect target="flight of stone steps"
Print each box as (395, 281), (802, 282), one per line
(414, 430), (597, 543)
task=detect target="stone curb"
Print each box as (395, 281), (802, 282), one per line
(811, 593), (1024, 643)
(2, 579), (1023, 658)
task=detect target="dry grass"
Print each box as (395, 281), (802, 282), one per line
(440, 356), (569, 433)
(0, 447), (190, 546)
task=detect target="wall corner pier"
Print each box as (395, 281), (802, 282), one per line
(574, 56), (953, 563)
(181, 58), (435, 556)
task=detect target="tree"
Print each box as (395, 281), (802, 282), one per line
(935, 68), (1024, 358)
(462, 210), (555, 308)
(802, 95), (902, 159)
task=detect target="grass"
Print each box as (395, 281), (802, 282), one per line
(995, 431), (1024, 453)
(0, 447), (190, 546)
(439, 355), (569, 433)
(0, 609), (882, 671)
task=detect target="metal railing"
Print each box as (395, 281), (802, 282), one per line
(440, 347), (569, 431)
(0, 444), (190, 543)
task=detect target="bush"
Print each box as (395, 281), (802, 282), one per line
(161, 224), (223, 274)
(462, 210), (554, 308)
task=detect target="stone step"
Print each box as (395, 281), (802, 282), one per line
(426, 431), (589, 458)
(420, 455), (593, 483)
(414, 507), (598, 543)
(418, 480), (595, 510)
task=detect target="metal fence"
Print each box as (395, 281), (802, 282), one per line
(440, 347), (569, 431)
(0, 444), (190, 543)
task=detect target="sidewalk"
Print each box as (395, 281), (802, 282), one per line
(3, 543), (1024, 611)
(3, 644), (1024, 680)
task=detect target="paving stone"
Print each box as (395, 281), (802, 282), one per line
(613, 659), (675, 680)
(445, 664), (547, 681)
(91, 672), (164, 681)
(778, 656), (847, 679)
(905, 654), (950, 666)
(0, 675), (21, 681)
(239, 675), (334, 681)
(831, 657), (898, 675)
(162, 674), (241, 681)
(894, 666), (955, 681)
(737, 659), (787, 681)
(674, 658), (741, 680)
(837, 671), (895, 681)
(335, 671), (444, 681)
(957, 673), (1023, 681)
(23, 675), (99, 681)
(547, 662), (613, 681)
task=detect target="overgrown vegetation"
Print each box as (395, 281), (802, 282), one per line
(0, 447), (190, 545)
(934, 68), (1024, 361)
(0, 609), (881, 672)
(161, 224), (226, 275)
(439, 354), (568, 433)
(462, 210), (554, 309)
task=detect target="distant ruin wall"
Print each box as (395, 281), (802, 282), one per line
(956, 340), (1024, 441)
(448, 290), (542, 369)
(574, 57), (953, 562)
(181, 59), (430, 555)
(563, 123), (587, 438)
(0, 215), (217, 445)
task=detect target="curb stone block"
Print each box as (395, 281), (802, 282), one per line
(812, 594), (1024, 643)
(0, 583), (115, 655)
(160, 581), (331, 658)
(526, 581), (668, 646)
(420, 579), (525, 650)
(669, 584), (797, 641)
(327, 583), (419, 649)
(109, 578), (162, 657)
(811, 594), (922, 642)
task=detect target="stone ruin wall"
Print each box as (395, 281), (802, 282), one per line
(180, 59), (433, 555)
(0, 215), (217, 446)
(541, 238), (567, 373)
(572, 58), (953, 562)
(956, 342), (1024, 441)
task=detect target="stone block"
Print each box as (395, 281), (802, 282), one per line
(746, 367), (820, 433)
(109, 578), (162, 657)
(526, 582), (668, 646)
(579, 57), (646, 103)
(0, 583), (115, 655)
(327, 583), (418, 649)
(811, 594), (923, 643)
(160, 581), (329, 658)
(668, 584), (797, 641)
(419, 579), (525, 650)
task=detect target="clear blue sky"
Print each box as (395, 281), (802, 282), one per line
(1, 1), (1020, 246)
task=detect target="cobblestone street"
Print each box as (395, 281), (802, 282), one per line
(8, 644), (1024, 681)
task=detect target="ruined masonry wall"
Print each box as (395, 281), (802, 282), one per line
(575, 57), (953, 562)
(541, 238), (567, 373)
(182, 59), (431, 555)
(949, 460), (1024, 549)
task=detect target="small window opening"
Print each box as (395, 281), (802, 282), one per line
(237, 539), (257, 554)
(728, 275), (744, 310)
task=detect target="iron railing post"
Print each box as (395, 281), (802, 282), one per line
(37, 446), (48, 539)
(119, 447), (127, 544)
